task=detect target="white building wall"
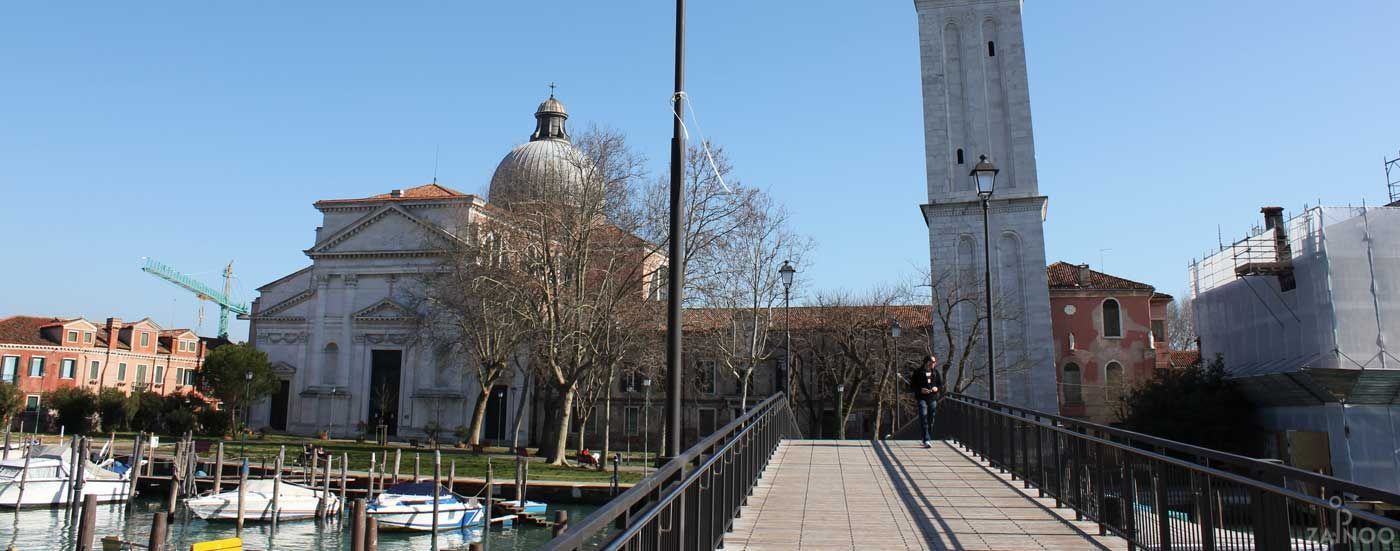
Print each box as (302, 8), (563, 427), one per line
(915, 0), (1056, 411)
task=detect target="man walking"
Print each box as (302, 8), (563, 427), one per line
(911, 355), (943, 448)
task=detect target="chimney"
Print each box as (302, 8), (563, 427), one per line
(1260, 206), (1291, 262)
(105, 317), (123, 349)
(1076, 264), (1091, 287)
(390, 189), (404, 198)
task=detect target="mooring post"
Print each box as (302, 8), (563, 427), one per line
(350, 498), (366, 551)
(213, 441), (224, 494)
(553, 510), (569, 537)
(236, 458), (249, 536)
(483, 457), (493, 551)
(272, 446), (283, 528)
(127, 432), (145, 511)
(366, 516), (379, 551)
(431, 450), (441, 550)
(2, 428), (10, 459)
(148, 511), (169, 551)
(340, 452), (348, 519)
(368, 452), (377, 502)
(393, 449), (401, 484)
(310, 450), (319, 488)
(75, 494), (98, 551)
(319, 454), (333, 519)
(448, 460), (456, 495)
(71, 437), (89, 521)
(414, 452), (421, 483)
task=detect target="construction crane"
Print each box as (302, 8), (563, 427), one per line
(141, 258), (250, 338)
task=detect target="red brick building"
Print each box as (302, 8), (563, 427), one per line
(1046, 262), (1173, 423)
(0, 315), (212, 413)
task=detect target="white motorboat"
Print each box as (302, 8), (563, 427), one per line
(187, 479), (338, 522)
(368, 482), (485, 532)
(0, 444), (131, 508)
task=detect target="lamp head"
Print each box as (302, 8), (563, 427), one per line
(971, 155), (999, 198)
(891, 319), (903, 339)
(778, 260), (796, 289)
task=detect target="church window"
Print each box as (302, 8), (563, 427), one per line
(1105, 361), (1123, 401)
(1067, 332), (1075, 351)
(956, 148), (965, 164)
(322, 342), (340, 385)
(1063, 363), (1082, 405)
(1102, 298), (1122, 338)
(988, 41), (996, 57)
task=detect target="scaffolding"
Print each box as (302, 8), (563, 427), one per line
(1387, 150), (1400, 205)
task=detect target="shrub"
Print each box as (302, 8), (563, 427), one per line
(1118, 354), (1259, 455)
(131, 391), (165, 433)
(164, 408), (196, 435)
(97, 388), (132, 432)
(0, 383), (22, 426)
(44, 386), (98, 434)
(197, 407), (232, 437)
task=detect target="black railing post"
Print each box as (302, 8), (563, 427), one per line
(1070, 428), (1083, 519)
(1035, 418), (1046, 498)
(1020, 412), (1030, 488)
(1094, 437), (1108, 536)
(1193, 471), (1215, 551)
(1153, 460), (1171, 549)
(1052, 423), (1063, 508)
(1121, 459), (1138, 547)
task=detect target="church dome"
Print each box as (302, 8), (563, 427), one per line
(489, 94), (590, 207)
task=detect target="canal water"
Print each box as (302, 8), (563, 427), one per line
(0, 498), (599, 550)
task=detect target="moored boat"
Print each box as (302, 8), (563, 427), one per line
(368, 482), (484, 532)
(0, 444), (131, 508)
(186, 479), (338, 522)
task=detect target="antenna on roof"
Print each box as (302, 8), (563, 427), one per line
(432, 144), (440, 184)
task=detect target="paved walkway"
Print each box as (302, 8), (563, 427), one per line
(723, 440), (1125, 551)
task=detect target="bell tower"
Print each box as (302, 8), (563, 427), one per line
(915, 0), (1057, 411)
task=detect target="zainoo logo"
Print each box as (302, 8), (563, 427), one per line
(1306, 496), (1398, 545)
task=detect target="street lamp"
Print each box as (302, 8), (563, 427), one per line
(889, 320), (902, 438)
(835, 384), (845, 440)
(779, 260), (796, 398)
(642, 377), (652, 476)
(241, 370), (253, 458)
(972, 155), (999, 401)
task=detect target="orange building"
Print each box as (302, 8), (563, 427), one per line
(0, 315), (214, 415)
(1046, 262), (1173, 423)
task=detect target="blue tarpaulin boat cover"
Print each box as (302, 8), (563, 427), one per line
(381, 482), (452, 496)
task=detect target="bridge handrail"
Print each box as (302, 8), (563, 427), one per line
(948, 393), (1400, 505)
(540, 392), (800, 551)
(944, 394), (1400, 549)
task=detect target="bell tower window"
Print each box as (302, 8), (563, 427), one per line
(956, 149), (965, 165)
(988, 41), (996, 56)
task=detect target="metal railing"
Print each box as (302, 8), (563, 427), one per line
(540, 392), (801, 551)
(942, 394), (1400, 550)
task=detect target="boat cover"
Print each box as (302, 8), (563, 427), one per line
(381, 482), (453, 496)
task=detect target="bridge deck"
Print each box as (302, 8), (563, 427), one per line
(724, 440), (1125, 551)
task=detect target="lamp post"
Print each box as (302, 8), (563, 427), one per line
(663, 0), (688, 464)
(241, 370), (253, 458)
(889, 320), (902, 435)
(972, 155), (1000, 401)
(778, 261), (796, 398)
(642, 377), (651, 476)
(835, 384), (845, 440)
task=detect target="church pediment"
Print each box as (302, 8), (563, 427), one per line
(255, 289), (315, 320)
(270, 361), (297, 376)
(354, 299), (417, 322)
(307, 204), (458, 257)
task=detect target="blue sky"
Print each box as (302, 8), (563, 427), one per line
(2, 1), (1397, 342)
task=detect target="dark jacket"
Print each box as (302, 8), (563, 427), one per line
(910, 366), (944, 400)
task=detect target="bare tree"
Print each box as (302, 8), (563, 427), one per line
(414, 213), (534, 447)
(695, 190), (813, 410)
(918, 267), (1029, 400)
(492, 125), (658, 465)
(1166, 293), (1197, 350)
(642, 142), (752, 303)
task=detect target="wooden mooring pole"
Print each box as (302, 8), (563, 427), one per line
(431, 450), (441, 550)
(213, 441), (224, 494)
(350, 498), (366, 551)
(236, 458), (249, 536)
(149, 511), (169, 551)
(366, 516), (379, 551)
(75, 494), (98, 551)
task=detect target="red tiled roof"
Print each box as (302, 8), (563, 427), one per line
(684, 305), (932, 332)
(1047, 261), (1155, 291)
(0, 316), (61, 346)
(316, 183), (476, 205)
(1168, 349), (1201, 367)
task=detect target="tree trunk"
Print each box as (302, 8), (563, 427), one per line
(540, 386), (575, 465)
(872, 403), (885, 441)
(467, 388), (491, 446)
(510, 378), (531, 450)
(738, 371), (751, 412)
(601, 383), (612, 472)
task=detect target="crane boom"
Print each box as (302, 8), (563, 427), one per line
(141, 258), (249, 337)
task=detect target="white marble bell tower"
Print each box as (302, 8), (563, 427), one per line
(915, 0), (1057, 411)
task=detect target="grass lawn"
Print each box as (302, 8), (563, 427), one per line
(76, 432), (646, 484)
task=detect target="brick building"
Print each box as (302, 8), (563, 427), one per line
(1046, 262), (1173, 423)
(0, 315), (213, 414)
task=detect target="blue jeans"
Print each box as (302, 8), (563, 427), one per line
(918, 398), (937, 442)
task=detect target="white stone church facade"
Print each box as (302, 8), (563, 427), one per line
(246, 96), (589, 439)
(915, 0), (1058, 411)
